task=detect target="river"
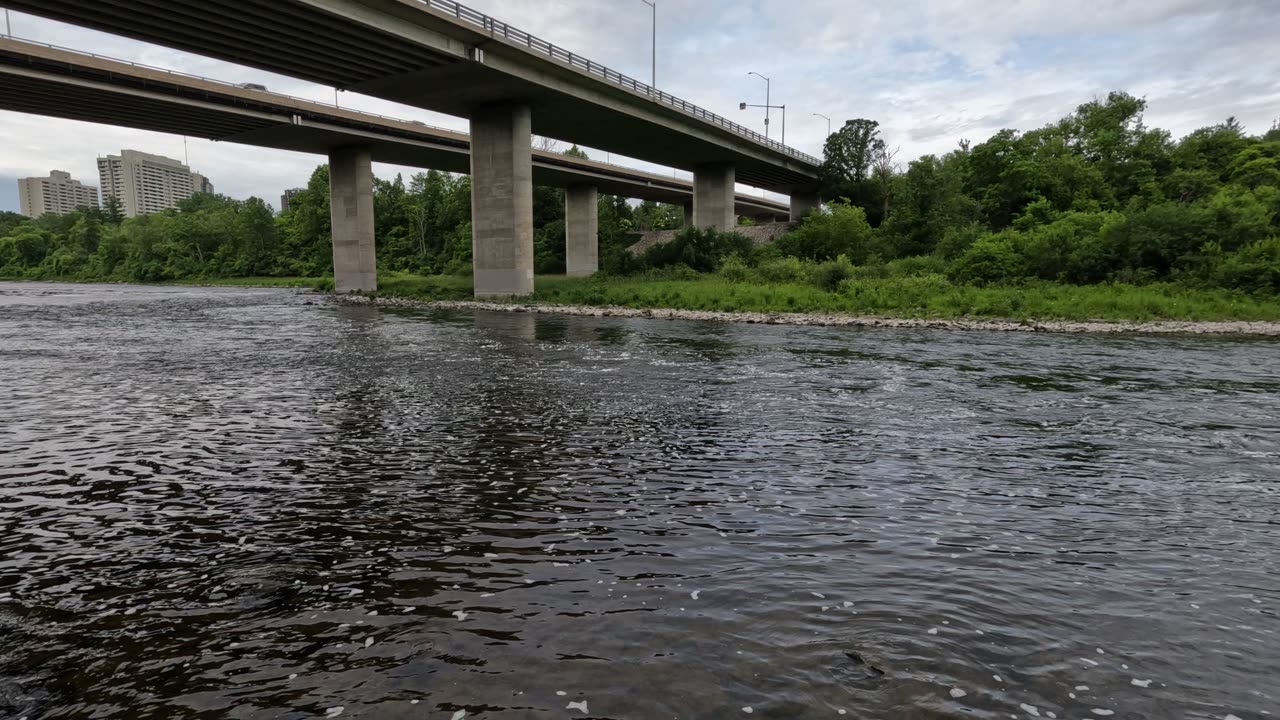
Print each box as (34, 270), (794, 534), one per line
(1, 282), (1277, 719)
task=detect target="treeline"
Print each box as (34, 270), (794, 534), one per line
(0, 146), (680, 282)
(2, 91), (1278, 295)
(794, 92), (1280, 293)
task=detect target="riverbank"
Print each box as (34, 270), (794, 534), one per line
(333, 292), (1280, 336)
(8, 274), (1280, 334)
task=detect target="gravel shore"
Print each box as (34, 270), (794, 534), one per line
(331, 294), (1280, 336)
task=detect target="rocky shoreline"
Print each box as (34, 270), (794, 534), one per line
(329, 294), (1280, 336)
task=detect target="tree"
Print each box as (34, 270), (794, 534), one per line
(819, 118), (889, 224)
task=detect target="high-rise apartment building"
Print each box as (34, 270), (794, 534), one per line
(96, 150), (213, 217)
(16, 170), (100, 217)
(191, 172), (215, 195)
(280, 187), (304, 212)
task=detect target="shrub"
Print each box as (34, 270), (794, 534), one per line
(812, 254), (855, 292)
(639, 227), (753, 273)
(1212, 237), (1280, 293)
(774, 201), (873, 262)
(949, 233), (1027, 285)
(755, 256), (810, 283)
(442, 259), (472, 276)
(717, 253), (751, 282)
(935, 222), (984, 260)
(885, 254), (949, 277)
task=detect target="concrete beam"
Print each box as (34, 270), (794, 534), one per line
(329, 146), (377, 293)
(565, 184), (598, 277)
(693, 163), (735, 231)
(790, 190), (821, 221)
(470, 102), (534, 297)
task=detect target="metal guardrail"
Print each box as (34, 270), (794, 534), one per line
(416, 0), (823, 167)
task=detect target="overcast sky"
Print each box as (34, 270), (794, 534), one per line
(2, 0), (1278, 212)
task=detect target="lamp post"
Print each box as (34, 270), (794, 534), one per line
(4, 8), (11, 36)
(747, 71), (770, 139)
(813, 112), (831, 137)
(639, 0), (656, 87)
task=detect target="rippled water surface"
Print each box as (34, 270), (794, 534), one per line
(1, 282), (1278, 719)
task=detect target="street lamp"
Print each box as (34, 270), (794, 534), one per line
(813, 113), (831, 137)
(747, 71), (770, 139)
(639, 0), (656, 88)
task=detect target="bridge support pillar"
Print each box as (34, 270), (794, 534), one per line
(693, 162), (735, 231)
(470, 102), (534, 297)
(565, 184), (598, 277)
(790, 189), (821, 222)
(329, 146), (376, 293)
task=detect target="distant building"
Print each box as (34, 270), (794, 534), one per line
(191, 172), (215, 195)
(280, 187), (304, 212)
(16, 170), (100, 217)
(96, 150), (211, 217)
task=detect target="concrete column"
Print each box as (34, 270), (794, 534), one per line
(470, 102), (534, 297)
(329, 146), (376, 293)
(565, 184), (598, 277)
(693, 162), (735, 231)
(790, 189), (822, 221)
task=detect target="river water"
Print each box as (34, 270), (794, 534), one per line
(1, 282), (1277, 719)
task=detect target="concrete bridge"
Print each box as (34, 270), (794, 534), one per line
(2, 0), (822, 295)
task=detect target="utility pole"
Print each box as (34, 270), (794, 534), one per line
(4, 8), (11, 37)
(639, 0), (656, 87)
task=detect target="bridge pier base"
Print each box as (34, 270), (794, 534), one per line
(790, 189), (821, 221)
(329, 146), (377, 293)
(565, 184), (598, 276)
(693, 162), (735, 231)
(470, 102), (534, 297)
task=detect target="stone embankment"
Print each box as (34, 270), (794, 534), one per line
(331, 294), (1280, 336)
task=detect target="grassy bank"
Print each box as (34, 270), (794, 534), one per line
(362, 271), (1280, 323)
(13, 272), (1278, 322)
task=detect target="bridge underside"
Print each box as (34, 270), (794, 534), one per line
(4, 0), (819, 192)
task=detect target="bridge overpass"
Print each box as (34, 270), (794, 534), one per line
(0, 37), (793, 289)
(3, 0), (823, 295)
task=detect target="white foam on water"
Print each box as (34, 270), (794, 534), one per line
(1020, 703), (1041, 716)
(324, 707), (344, 718)
(928, 628), (939, 635)
(1091, 710), (1114, 716)
(567, 700), (589, 713)
(691, 591), (701, 600)
(1131, 679), (1151, 688)
(453, 610), (469, 621)
(950, 688), (967, 698)
(742, 707), (753, 714)
(452, 711), (467, 720)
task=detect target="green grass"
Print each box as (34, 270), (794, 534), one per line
(23, 270), (1278, 323)
(359, 272), (1280, 323)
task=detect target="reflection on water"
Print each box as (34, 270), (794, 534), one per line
(1, 282), (1278, 719)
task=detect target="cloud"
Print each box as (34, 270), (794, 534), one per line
(3, 0), (1279, 212)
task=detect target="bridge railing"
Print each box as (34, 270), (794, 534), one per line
(417, 0), (822, 167)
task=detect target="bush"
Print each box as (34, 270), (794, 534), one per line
(885, 254), (949, 277)
(775, 201), (873, 262)
(442, 259), (472, 276)
(935, 223), (985, 260)
(755, 256), (810, 284)
(717, 253), (751, 282)
(949, 233), (1027, 285)
(812, 254), (855, 292)
(638, 227), (753, 273)
(1212, 237), (1280, 293)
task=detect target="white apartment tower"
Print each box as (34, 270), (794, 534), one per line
(96, 150), (212, 217)
(17, 170), (100, 217)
